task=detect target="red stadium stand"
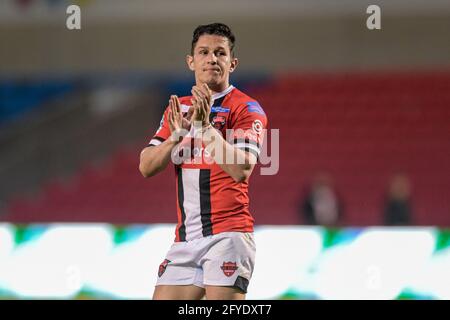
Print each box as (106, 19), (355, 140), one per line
(5, 72), (450, 226)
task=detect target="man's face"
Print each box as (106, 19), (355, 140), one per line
(187, 34), (238, 88)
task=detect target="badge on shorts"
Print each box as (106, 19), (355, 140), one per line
(158, 259), (171, 277)
(220, 261), (238, 277)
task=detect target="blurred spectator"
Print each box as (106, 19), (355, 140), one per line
(383, 173), (413, 225)
(300, 172), (343, 226)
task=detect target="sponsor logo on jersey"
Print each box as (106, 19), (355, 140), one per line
(252, 119), (263, 135)
(247, 101), (265, 115)
(212, 115), (226, 130)
(220, 261), (238, 277)
(211, 106), (230, 113)
(158, 259), (171, 277)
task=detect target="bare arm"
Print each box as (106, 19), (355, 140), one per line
(202, 124), (256, 183)
(139, 139), (178, 178)
(139, 95), (191, 178)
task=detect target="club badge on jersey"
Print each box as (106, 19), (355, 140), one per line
(211, 115), (227, 130)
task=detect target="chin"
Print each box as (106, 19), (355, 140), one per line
(204, 77), (221, 86)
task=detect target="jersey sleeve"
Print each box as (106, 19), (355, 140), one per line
(148, 106), (171, 146)
(231, 101), (268, 159)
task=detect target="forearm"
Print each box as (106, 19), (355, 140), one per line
(203, 126), (256, 182)
(139, 139), (178, 177)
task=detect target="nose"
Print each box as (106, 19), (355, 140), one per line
(207, 52), (218, 64)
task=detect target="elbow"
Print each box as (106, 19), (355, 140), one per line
(139, 162), (154, 178)
(233, 176), (247, 183)
(232, 171), (250, 183)
(139, 167), (150, 178)
(231, 163), (253, 183)
(139, 148), (159, 178)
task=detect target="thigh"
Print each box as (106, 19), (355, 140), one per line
(202, 232), (256, 294)
(205, 285), (245, 300)
(153, 285), (205, 300)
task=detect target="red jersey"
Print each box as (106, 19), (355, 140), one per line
(148, 85), (268, 242)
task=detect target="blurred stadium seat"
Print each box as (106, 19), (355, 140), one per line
(3, 72), (449, 226)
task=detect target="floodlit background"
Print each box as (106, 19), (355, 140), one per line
(0, 0), (449, 299)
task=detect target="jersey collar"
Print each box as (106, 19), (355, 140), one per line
(212, 85), (234, 101)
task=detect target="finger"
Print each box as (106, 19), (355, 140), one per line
(186, 106), (194, 121)
(195, 89), (209, 109)
(192, 86), (200, 94)
(201, 84), (212, 105)
(191, 88), (199, 101)
(192, 104), (198, 121)
(199, 93), (210, 115)
(195, 97), (204, 111)
(197, 86), (211, 106)
(192, 93), (204, 111)
(169, 97), (175, 115)
(192, 87), (205, 101)
(168, 110), (173, 127)
(193, 105), (202, 125)
(171, 109), (177, 125)
(203, 83), (211, 94)
(171, 96), (180, 118)
(195, 86), (205, 95)
(197, 103), (204, 121)
(191, 98), (198, 115)
(190, 97), (198, 115)
(173, 95), (181, 113)
(187, 105), (194, 116)
(198, 98), (207, 121)
(169, 101), (177, 124)
(200, 98), (208, 119)
(198, 84), (208, 99)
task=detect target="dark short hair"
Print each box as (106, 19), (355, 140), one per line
(191, 23), (235, 56)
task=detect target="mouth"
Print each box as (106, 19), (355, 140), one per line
(204, 68), (221, 73)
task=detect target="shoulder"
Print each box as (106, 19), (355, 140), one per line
(229, 88), (266, 117)
(230, 88), (260, 106)
(178, 96), (193, 105)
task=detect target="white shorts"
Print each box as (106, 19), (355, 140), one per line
(155, 232), (256, 293)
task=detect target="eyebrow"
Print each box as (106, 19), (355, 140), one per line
(197, 46), (227, 51)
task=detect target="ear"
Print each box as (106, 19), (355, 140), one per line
(186, 55), (195, 71)
(229, 57), (239, 73)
